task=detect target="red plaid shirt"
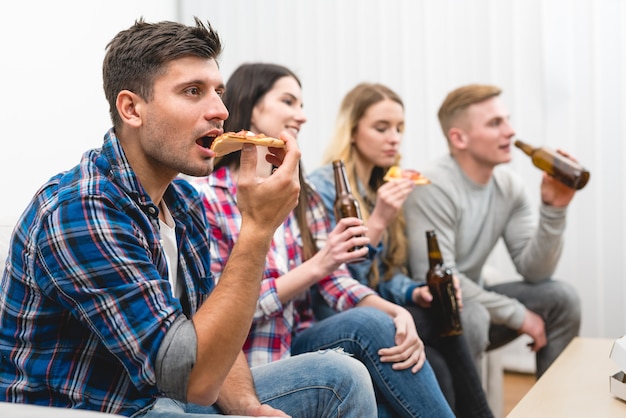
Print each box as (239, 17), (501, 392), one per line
(189, 166), (375, 367)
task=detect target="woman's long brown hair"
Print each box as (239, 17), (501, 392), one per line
(215, 63), (318, 260)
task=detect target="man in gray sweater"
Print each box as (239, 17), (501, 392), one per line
(404, 84), (581, 378)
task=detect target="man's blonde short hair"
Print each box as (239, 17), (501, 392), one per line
(438, 84), (502, 140)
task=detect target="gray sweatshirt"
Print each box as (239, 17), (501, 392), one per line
(404, 154), (567, 330)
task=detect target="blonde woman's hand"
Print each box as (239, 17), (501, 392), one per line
(412, 286), (432, 308)
(370, 179), (414, 229)
(413, 275), (462, 310)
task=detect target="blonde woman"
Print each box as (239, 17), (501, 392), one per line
(308, 82), (492, 418)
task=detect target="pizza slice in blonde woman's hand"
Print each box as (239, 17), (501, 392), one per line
(384, 166), (431, 185)
(210, 130), (285, 157)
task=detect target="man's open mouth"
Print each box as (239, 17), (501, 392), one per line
(197, 136), (214, 149)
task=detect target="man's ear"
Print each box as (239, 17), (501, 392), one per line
(448, 127), (468, 150)
(116, 90), (143, 128)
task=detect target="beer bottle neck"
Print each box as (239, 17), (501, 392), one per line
(428, 251), (444, 269)
(426, 230), (444, 268)
(333, 160), (352, 195)
(514, 139), (534, 157)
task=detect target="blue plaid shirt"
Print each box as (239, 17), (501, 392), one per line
(0, 129), (213, 416)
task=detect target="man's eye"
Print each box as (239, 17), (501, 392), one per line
(186, 87), (200, 96)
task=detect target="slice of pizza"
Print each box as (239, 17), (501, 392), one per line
(210, 130), (285, 157)
(383, 166), (431, 185)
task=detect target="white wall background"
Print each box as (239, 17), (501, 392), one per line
(1, 0), (625, 342)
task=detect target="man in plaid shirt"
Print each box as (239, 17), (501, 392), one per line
(0, 18), (376, 418)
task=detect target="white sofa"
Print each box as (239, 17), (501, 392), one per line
(0, 402), (124, 417)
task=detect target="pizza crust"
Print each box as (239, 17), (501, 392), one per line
(210, 130), (285, 157)
(383, 166), (431, 185)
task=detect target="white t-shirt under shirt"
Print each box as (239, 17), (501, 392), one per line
(159, 202), (182, 299)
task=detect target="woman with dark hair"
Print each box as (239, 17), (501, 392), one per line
(188, 63), (455, 418)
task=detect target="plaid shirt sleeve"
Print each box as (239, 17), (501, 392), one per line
(306, 188), (376, 311)
(195, 171), (286, 322)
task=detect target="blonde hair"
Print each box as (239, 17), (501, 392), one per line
(438, 84), (502, 140)
(321, 82), (407, 289)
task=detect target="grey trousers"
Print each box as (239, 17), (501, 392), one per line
(461, 279), (581, 378)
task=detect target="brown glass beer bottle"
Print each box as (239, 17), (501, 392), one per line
(514, 139), (590, 190)
(425, 230), (463, 337)
(333, 159), (366, 262)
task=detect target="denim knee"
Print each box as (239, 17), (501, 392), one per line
(340, 306), (396, 337)
(317, 348), (374, 389)
(248, 351), (377, 418)
(313, 349), (377, 415)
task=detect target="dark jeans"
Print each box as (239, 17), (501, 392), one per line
(405, 305), (493, 418)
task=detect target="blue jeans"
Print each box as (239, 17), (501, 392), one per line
(141, 350), (376, 418)
(291, 307), (454, 418)
(462, 279), (581, 378)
